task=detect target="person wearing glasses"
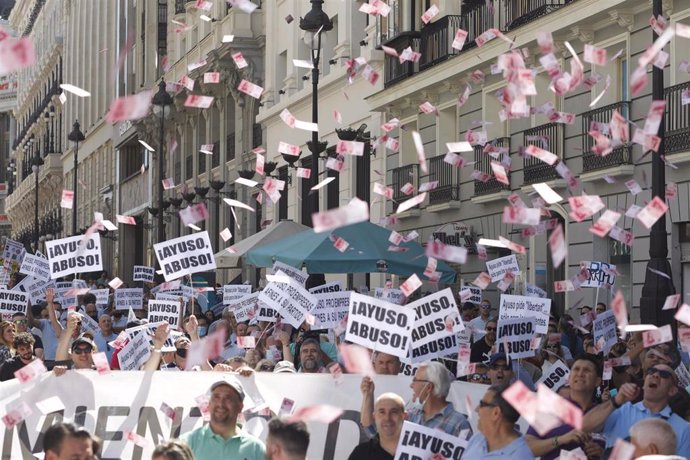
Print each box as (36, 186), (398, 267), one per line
(468, 300), (493, 343)
(463, 383), (534, 459)
(53, 313), (96, 373)
(470, 318), (497, 363)
(583, 362), (690, 456)
(11, 312), (43, 360)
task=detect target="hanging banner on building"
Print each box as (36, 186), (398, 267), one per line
(147, 300), (183, 328)
(395, 421), (468, 460)
(114, 288), (144, 311)
(499, 294), (551, 334)
(497, 316), (537, 359)
(222, 285), (253, 305)
(311, 291), (351, 329)
(271, 260), (308, 286)
(486, 254), (521, 282)
(153, 232), (216, 281)
(132, 266), (155, 283)
(582, 261), (616, 288)
(407, 289), (464, 363)
(538, 360), (571, 392)
(346, 293), (414, 359)
(45, 234), (103, 279)
(593, 310), (617, 354)
(308, 281), (344, 294)
(0, 288), (28, 319)
(19, 253), (51, 282)
(374, 288), (405, 305)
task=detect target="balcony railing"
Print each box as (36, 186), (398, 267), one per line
(175, 0), (185, 14)
(665, 81), (690, 155)
(502, 0), (576, 31)
(382, 32), (422, 88)
(523, 123), (562, 184)
(226, 132), (236, 161)
(581, 101), (632, 172)
(391, 164), (419, 201)
(474, 137), (511, 196)
(428, 154), (460, 205)
(420, 15), (463, 71)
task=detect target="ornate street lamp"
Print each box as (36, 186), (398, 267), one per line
(67, 120), (85, 236)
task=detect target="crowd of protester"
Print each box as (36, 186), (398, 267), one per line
(1, 271), (689, 460)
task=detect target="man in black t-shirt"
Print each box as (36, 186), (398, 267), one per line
(348, 393), (406, 460)
(470, 318), (497, 363)
(0, 333), (37, 381)
(12, 312), (44, 360)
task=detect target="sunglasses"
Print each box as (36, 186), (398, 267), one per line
(491, 364), (511, 371)
(485, 327), (496, 332)
(72, 347), (92, 355)
(175, 348), (188, 358)
(13, 320), (27, 325)
(478, 400), (496, 409)
(259, 365), (274, 371)
(647, 367), (674, 380)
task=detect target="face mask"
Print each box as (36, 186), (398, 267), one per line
(406, 383), (429, 412)
(197, 326), (208, 337)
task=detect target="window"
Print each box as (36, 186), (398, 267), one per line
(278, 166), (288, 220)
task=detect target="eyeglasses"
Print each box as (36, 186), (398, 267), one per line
(72, 347), (92, 355)
(491, 364), (511, 371)
(412, 378), (430, 384)
(647, 367), (674, 380)
(478, 400), (496, 409)
(13, 320), (27, 325)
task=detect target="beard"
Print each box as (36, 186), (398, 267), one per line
(302, 358), (318, 371)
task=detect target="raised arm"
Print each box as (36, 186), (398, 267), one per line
(582, 383), (638, 432)
(55, 314), (79, 362)
(143, 322), (169, 372)
(46, 288), (64, 338)
(185, 315), (212, 371)
(360, 376), (375, 429)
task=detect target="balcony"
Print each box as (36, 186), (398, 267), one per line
(390, 164), (419, 201)
(428, 154), (460, 205)
(502, 0), (577, 31)
(474, 137), (511, 196)
(382, 32), (422, 88)
(523, 123), (562, 184)
(175, 0), (185, 15)
(581, 101), (632, 172)
(120, 171), (149, 214)
(420, 15), (463, 71)
(665, 81), (690, 155)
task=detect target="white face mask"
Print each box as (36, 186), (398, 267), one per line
(406, 382), (429, 412)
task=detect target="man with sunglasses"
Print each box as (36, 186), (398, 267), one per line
(469, 300), (493, 343)
(12, 312), (43, 360)
(54, 314), (95, 371)
(471, 318), (497, 363)
(583, 363), (690, 456)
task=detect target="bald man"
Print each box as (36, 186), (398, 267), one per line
(349, 393), (406, 460)
(631, 418), (677, 458)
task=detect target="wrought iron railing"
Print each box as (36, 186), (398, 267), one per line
(391, 164), (419, 201)
(581, 101), (632, 172)
(665, 81), (690, 155)
(474, 137), (511, 196)
(420, 15), (463, 71)
(428, 154), (460, 204)
(501, 0), (576, 31)
(226, 133), (236, 161)
(523, 123), (562, 184)
(461, 2), (495, 53)
(382, 32), (422, 88)
(175, 0), (185, 14)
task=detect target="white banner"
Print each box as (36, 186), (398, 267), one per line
(0, 288), (28, 319)
(593, 310), (617, 354)
(499, 294), (551, 335)
(115, 288), (144, 311)
(346, 293), (414, 359)
(486, 254), (521, 282)
(497, 317), (537, 359)
(0, 373), (506, 460)
(374, 288), (405, 305)
(309, 281), (344, 294)
(153, 232), (216, 281)
(133, 265), (155, 283)
(537, 360), (570, 392)
(91, 288), (110, 306)
(19, 253), (50, 282)
(223, 285), (253, 305)
(395, 421), (468, 460)
(311, 291), (351, 329)
(147, 300), (183, 328)
(45, 234), (103, 279)
(408, 289), (464, 363)
(582, 261), (616, 288)
(271, 261), (308, 285)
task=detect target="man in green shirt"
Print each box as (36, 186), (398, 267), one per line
(182, 377), (265, 460)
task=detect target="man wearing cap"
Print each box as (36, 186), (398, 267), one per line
(273, 360), (297, 374)
(182, 378), (265, 460)
(54, 314), (94, 371)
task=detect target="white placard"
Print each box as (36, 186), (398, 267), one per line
(394, 421), (468, 460)
(153, 232), (216, 281)
(132, 265), (155, 283)
(91, 289), (110, 306)
(486, 254), (521, 282)
(525, 283), (547, 298)
(582, 261), (616, 288)
(346, 293), (415, 359)
(223, 285), (253, 305)
(45, 234), (103, 279)
(537, 360), (571, 392)
(497, 317), (537, 359)
(258, 278), (317, 328)
(147, 300), (183, 328)
(19, 254), (51, 282)
(117, 332), (151, 370)
(231, 292), (260, 322)
(308, 281), (344, 294)
(407, 289), (464, 363)
(499, 294), (551, 335)
(0, 288), (28, 320)
(374, 288), (405, 305)
(465, 286), (482, 305)
(271, 260), (308, 286)
(593, 310), (617, 354)
(310, 291), (351, 329)
(114, 288), (144, 311)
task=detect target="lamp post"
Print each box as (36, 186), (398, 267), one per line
(32, 151), (44, 251)
(640, 0), (675, 333)
(300, 0), (333, 223)
(67, 120), (84, 236)
(152, 80), (173, 248)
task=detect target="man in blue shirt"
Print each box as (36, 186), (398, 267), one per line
(464, 383), (535, 459)
(582, 363), (690, 457)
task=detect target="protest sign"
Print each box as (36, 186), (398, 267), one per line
(346, 293), (414, 359)
(395, 421), (468, 460)
(464, 285), (482, 305)
(0, 373), (506, 460)
(13, 276), (49, 305)
(132, 266), (155, 283)
(1, 239), (24, 271)
(308, 281), (344, 294)
(0, 288), (28, 320)
(115, 288), (144, 310)
(91, 289), (110, 306)
(257, 297), (280, 322)
(45, 234), (103, 279)
(407, 289), (464, 363)
(222, 285), (252, 304)
(582, 261), (616, 288)
(311, 292), (351, 329)
(258, 278), (317, 328)
(78, 311), (100, 336)
(19, 254), (50, 282)
(486, 254), (521, 282)
(117, 332), (151, 370)
(374, 288), (405, 305)
(271, 260), (308, 285)
(232, 292), (260, 322)
(538, 360), (571, 392)
(497, 317), (537, 359)
(147, 300), (183, 328)
(153, 232), (216, 281)
(499, 294), (551, 334)
(525, 283), (547, 298)
(593, 310), (617, 354)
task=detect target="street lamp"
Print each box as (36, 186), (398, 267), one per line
(640, 0), (676, 333)
(300, 0), (333, 224)
(32, 150), (44, 251)
(67, 120), (85, 236)
(152, 80), (173, 248)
